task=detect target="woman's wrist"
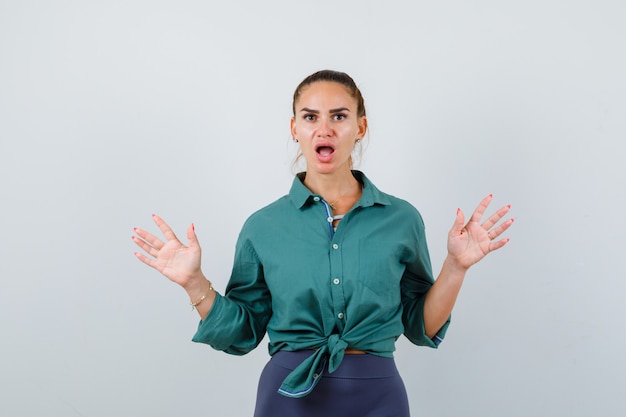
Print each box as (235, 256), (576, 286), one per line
(183, 275), (214, 310)
(183, 272), (211, 297)
(441, 255), (470, 278)
(190, 281), (214, 311)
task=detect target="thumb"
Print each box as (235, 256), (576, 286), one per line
(450, 208), (465, 235)
(187, 223), (200, 248)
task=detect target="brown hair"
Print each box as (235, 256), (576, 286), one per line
(292, 70), (366, 117)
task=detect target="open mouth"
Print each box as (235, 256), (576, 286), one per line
(315, 144), (335, 157)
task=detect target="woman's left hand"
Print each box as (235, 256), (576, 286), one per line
(447, 194), (514, 271)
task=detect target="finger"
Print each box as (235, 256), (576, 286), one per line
(133, 251), (157, 268)
(133, 227), (165, 250)
(131, 235), (159, 258)
(487, 218), (515, 241)
(450, 208), (466, 235)
(469, 194), (493, 224)
(152, 214), (181, 243)
(186, 223), (200, 249)
(481, 204), (512, 230)
(489, 237), (511, 252)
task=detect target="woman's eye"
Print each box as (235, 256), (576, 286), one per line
(304, 114), (316, 121)
(334, 114), (347, 121)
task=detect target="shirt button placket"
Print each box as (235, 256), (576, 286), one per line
(329, 241), (346, 329)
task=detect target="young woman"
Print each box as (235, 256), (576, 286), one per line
(132, 70), (514, 416)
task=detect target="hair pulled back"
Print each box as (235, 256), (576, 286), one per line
(292, 70), (366, 118)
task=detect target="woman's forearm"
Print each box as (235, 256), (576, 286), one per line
(423, 256), (468, 338)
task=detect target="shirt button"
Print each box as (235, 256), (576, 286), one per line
(337, 312), (344, 320)
(327, 216), (333, 223)
(313, 196), (320, 202)
(333, 278), (340, 285)
(332, 244), (339, 250)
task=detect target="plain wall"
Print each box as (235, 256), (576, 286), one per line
(1, 1), (624, 416)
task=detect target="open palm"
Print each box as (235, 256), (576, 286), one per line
(132, 214), (202, 288)
(447, 195), (514, 270)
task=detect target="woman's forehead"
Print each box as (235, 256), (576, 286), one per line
(296, 82), (356, 109)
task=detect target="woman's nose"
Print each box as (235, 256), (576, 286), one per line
(316, 117), (332, 137)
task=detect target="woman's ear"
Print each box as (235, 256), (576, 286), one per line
(290, 117), (297, 138)
(358, 116), (368, 138)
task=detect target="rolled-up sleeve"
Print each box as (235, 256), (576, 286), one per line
(400, 269), (450, 348)
(192, 232), (272, 355)
(400, 215), (450, 348)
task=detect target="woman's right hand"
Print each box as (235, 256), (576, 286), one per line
(132, 214), (203, 289)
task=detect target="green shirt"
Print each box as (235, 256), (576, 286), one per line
(192, 171), (450, 398)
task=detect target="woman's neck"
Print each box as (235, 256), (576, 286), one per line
(303, 169), (362, 212)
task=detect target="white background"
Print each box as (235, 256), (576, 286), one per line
(1, 1), (625, 416)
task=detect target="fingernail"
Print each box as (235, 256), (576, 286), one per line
(489, 194), (493, 198)
(507, 204), (511, 209)
(457, 208), (460, 214)
(192, 223), (195, 231)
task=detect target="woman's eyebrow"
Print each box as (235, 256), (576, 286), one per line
(298, 107), (351, 113)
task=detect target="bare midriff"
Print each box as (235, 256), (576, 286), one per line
(344, 348), (366, 355)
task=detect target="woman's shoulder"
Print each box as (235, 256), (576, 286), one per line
(359, 172), (424, 219)
(240, 194), (292, 230)
(380, 192), (425, 224)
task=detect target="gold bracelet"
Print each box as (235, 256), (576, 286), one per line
(190, 282), (214, 311)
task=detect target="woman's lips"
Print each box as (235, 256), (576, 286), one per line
(315, 145), (335, 162)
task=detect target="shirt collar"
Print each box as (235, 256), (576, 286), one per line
(288, 170), (391, 209)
